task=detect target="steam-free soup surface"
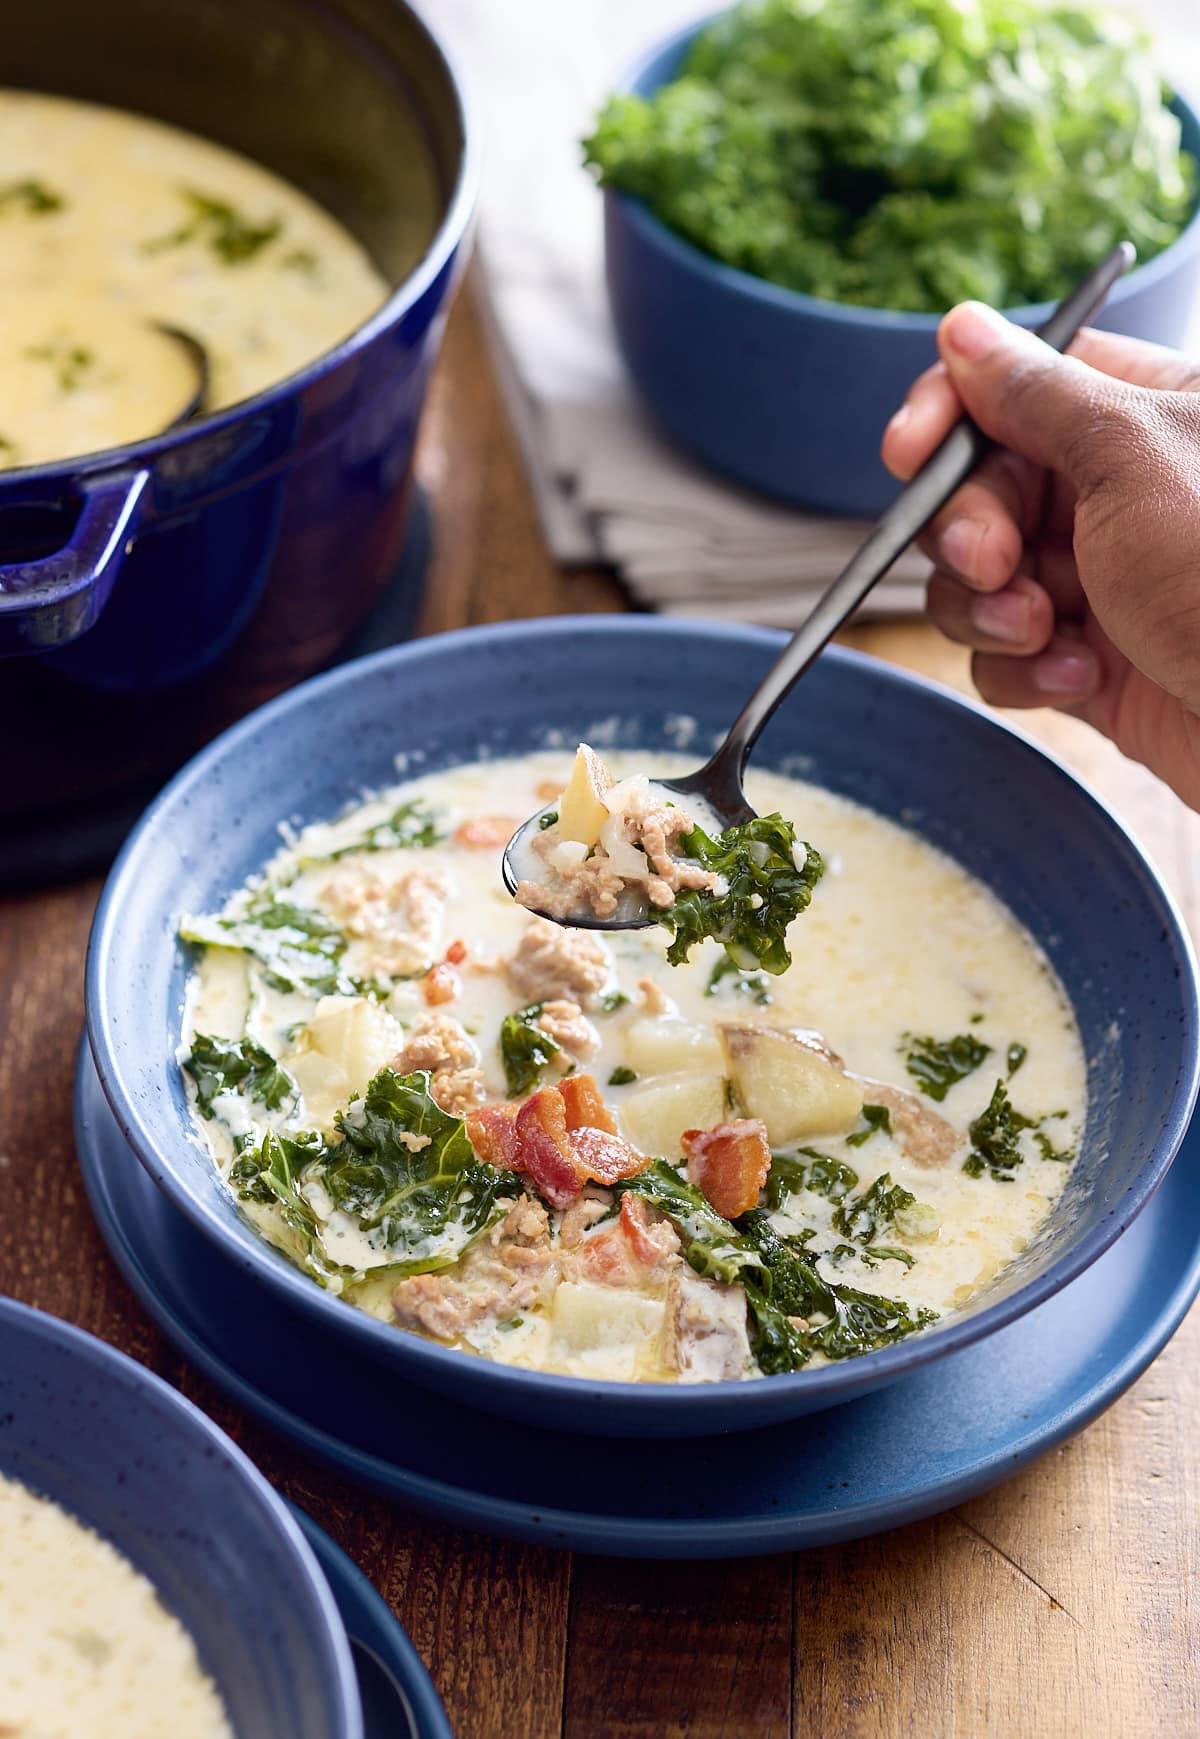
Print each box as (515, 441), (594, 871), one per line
(0, 1471), (232, 1738)
(0, 90), (391, 466)
(181, 751), (1087, 1385)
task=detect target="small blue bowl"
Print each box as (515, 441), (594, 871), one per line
(86, 619), (1199, 1437)
(603, 16), (1200, 515)
(0, 1299), (361, 1737)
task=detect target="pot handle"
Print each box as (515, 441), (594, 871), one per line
(0, 468), (151, 655)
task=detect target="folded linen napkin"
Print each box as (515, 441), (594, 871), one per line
(433, 0), (1194, 625)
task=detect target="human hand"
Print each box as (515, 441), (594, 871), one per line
(881, 305), (1200, 810)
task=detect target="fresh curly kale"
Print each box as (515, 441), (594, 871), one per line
(961, 1079), (1075, 1179)
(183, 1032), (296, 1119)
(846, 1103), (892, 1148)
(303, 799), (443, 863)
(229, 1129), (339, 1283)
(583, 0), (1194, 312)
(763, 1148), (857, 1212)
(832, 1172), (918, 1244)
(180, 892), (387, 999)
(655, 813), (823, 974)
(499, 1003), (561, 1097)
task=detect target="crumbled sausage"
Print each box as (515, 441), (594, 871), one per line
(323, 866), (449, 976)
(505, 917), (612, 1005)
(391, 1014), (485, 1114)
(391, 1195), (557, 1340)
(537, 998), (598, 1058)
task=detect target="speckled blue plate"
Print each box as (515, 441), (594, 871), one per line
(76, 1040), (1200, 1559)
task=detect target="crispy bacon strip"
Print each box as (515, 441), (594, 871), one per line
(682, 1118), (771, 1219)
(558, 1072), (618, 1134)
(466, 1102), (521, 1169)
(512, 1086), (646, 1207)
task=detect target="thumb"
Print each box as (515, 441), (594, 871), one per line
(937, 301), (1148, 490)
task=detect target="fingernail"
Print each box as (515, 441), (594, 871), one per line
(886, 404), (912, 436)
(1034, 647), (1097, 696)
(971, 592), (1031, 644)
(943, 301), (1010, 363)
(939, 518), (984, 579)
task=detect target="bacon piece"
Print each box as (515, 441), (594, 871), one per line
(454, 816), (521, 850)
(559, 1072), (618, 1134)
(682, 1119), (771, 1219)
(445, 938), (468, 966)
(620, 1193), (680, 1267)
(511, 1086), (647, 1207)
(466, 1102), (521, 1169)
(422, 962), (460, 1005)
(571, 1194), (680, 1287)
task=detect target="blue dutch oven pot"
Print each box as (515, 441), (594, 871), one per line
(0, 0), (475, 828)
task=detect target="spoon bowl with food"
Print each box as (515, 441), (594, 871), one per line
(503, 242), (1136, 955)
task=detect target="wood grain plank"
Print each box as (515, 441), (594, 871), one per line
(564, 1555), (792, 1739)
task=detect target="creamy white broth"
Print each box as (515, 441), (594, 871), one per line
(0, 90), (389, 466)
(0, 1472), (232, 1739)
(182, 751), (1087, 1384)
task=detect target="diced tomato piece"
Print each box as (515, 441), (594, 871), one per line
(514, 1088), (589, 1207)
(422, 962), (460, 1005)
(559, 1072), (618, 1135)
(466, 1102), (522, 1169)
(454, 816), (521, 849)
(682, 1119), (771, 1219)
(573, 1221), (643, 1288)
(620, 1193), (673, 1267)
(570, 1126), (647, 1187)
(535, 779), (561, 803)
(445, 938), (468, 966)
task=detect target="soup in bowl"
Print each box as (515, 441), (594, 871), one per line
(86, 620), (1200, 1436)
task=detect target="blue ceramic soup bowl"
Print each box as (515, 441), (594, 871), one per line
(0, 0), (474, 831)
(0, 1298), (361, 1736)
(86, 619), (1200, 1438)
(603, 16), (1200, 516)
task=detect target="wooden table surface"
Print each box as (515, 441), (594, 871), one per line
(3, 283), (1199, 1739)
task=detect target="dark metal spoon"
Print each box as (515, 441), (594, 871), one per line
(502, 241), (1136, 930)
(154, 322), (209, 427)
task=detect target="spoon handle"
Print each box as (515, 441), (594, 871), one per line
(709, 241), (1136, 786)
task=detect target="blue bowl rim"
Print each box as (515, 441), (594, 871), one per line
(0, 1295), (362, 1736)
(605, 8), (1200, 330)
(0, 0), (478, 487)
(86, 616), (1200, 1424)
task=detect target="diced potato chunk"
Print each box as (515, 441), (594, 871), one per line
(618, 1073), (727, 1159)
(720, 1025), (863, 1144)
(556, 743), (612, 847)
(296, 996), (400, 1105)
(624, 1016), (725, 1077)
(551, 1281), (665, 1351)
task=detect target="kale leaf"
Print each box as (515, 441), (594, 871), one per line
(145, 187), (281, 265)
(963, 1079), (1074, 1178)
(499, 1002), (561, 1097)
(320, 1068), (510, 1274)
(229, 1129), (339, 1283)
(305, 799), (443, 862)
(608, 1066), (638, 1086)
(832, 1172), (917, 1244)
(655, 814), (823, 974)
(705, 956), (773, 1006)
(618, 1160), (767, 1287)
(183, 1032), (296, 1119)
(846, 1103), (892, 1148)
(583, 0), (1193, 313)
(180, 893), (385, 998)
(902, 1031), (992, 1101)
(828, 1242), (917, 1272)
(763, 1148), (857, 1212)
(1006, 1041), (1028, 1076)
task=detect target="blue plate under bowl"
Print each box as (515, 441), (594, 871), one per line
(85, 618), (1200, 1438)
(75, 1039), (1200, 1558)
(603, 15), (1200, 515)
(0, 1298), (361, 1737)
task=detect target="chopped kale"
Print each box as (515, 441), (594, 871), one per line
(499, 1002), (560, 1096)
(183, 1032), (296, 1119)
(229, 1129), (339, 1283)
(846, 1103), (892, 1148)
(599, 989), (630, 1012)
(833, 1172), (917, 1244)
(0, 179), (64, 215)
(705, 955), (772, 1005)
(654, 813), (823, 974)
(145, 187), (282, 264)
(608, 1065), (638, 1086)
(24, 340), (93, 392)
(1006, 1041), (1028, 1076)
(618, 1160), (767, 1287)
(797, 1150), (859, 1201)
(308, 799), (443, 862)
(828, 1242), (917, 1272)
(962, 1079), (1033, 1181)
(321, 1068), (510, 1274)
(181, 894), (366, 998)
(902, 1031), (992, 1101)
(539, 810), (559, 830)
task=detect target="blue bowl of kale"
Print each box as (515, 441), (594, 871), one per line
(587, 0), (1200, 515)
(83, 618), (1200, 1438)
